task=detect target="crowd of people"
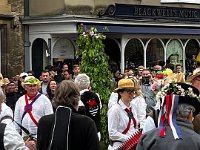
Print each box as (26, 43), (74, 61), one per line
(108, 62), (200, 150)
(0, 61), (200, 150)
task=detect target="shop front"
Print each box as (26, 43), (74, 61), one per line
(22, 3), (200, 75)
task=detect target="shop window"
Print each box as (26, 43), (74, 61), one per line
(185, 39), (200, 73)
(146, 39), (164, 68)
(166, 39), (183, 70)
(125, 39), (144, 69)
(161, 0), (200, 4)
(52, 38), (75, 68)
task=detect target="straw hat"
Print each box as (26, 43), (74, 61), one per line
(24, 76), (38, 85)
(115, 78), (135, 91)
(188, 68), (200, 82)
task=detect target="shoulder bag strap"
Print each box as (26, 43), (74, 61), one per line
(0, 123), (6, 150)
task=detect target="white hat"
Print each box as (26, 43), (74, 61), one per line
(19, 72), (28, 78)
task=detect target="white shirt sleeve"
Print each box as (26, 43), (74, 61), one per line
(0, 103), (13, 125)
(4, 125), (29, 150)
(132, 96), (147, 129)
(142, 116), (156, 134)
(108, 105), (129, 142)
(43, 95), (54, 115)
(108, 92), (118, 110)
(14, 97), (23, 133)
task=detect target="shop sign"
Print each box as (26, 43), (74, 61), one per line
(100, 3), (200, 21)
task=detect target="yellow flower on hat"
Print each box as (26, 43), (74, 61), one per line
(24, 76), (38, 85)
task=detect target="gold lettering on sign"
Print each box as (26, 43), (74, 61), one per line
(133, 6), (199, 19)
(147, 8), (151, 16)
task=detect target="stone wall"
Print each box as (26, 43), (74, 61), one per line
(1, 0), (24, 78)
(29, 0), (200, 16)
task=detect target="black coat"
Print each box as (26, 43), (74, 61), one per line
(6, 92), (21, 111)
(80, 91), (101, 133)
(37, 107), (101, 150)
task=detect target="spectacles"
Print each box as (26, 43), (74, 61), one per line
(125, 89), (135, 94)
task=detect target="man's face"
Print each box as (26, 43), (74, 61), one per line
(41, 72), (50, 83)
(138, 69), (143, 76)
(25, 84), (38, 96)
(6, 83), (16, 93)
(176, 66), (182, 73)
(142, 70), (151, 77)
(62, 65), (68, 71)
(74, 67), (80, 75)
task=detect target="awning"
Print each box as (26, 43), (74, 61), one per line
(84, 24), (200, 35)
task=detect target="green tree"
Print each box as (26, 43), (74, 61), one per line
(76, 24), (113, 149)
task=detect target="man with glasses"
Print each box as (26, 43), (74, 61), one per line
(14, 76), (53, 141)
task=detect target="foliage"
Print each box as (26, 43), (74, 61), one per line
(76, 24), (113, 148)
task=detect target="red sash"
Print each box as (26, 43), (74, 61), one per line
(22, 93), (41, 126)
(123, 107), (137, 134)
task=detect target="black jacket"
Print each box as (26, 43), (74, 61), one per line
(80, 91), (101, 133)
(6, 92), (21, 111)
(37, 107), (101, 150)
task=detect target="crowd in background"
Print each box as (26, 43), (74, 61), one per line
(0, 59), (199, 149)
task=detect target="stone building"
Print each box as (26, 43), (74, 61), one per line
(23, 0), (200, 77)
(0, 0), (24, 78)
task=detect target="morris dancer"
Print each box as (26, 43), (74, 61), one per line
(108, 78), (139, 150)
(136, 82), (200, 150)
(14, 76), (53, 140)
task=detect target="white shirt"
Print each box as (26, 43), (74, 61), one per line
(142, 116), (156, 134)
(0, 103), (28, 150)
(108, 92), (118, 110)
(41, 83), (48, 95)
(14, 93), (53, 138)
(108, 92), (147, 128)
(132, 96), (147, 129)
(108, 100), (138, 150)
(4, 125), (29, 150)
(0, 103), (14, 126)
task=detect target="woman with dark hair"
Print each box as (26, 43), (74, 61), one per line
(46, 79), (57, 102)
(37, 80), (100, 150)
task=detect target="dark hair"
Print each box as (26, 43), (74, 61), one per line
(53, 80), (80, 108)
(117, 89), (125, 102)
(27, 70), (35, 76)
(45, 65), (53, 71)
(46, 79), (57, 101)
(41, 70), (49, 74)
(158, 60), (165, 68)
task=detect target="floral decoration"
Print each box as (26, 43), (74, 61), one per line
(156, 81), (200, 102)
